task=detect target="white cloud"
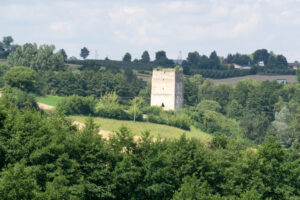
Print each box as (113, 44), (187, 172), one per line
(0, 0), (299, 61)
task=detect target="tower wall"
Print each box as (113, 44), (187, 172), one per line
(150, 69), (183, 110)
(174, 71), (184, 110)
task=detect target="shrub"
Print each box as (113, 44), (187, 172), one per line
(1, 87), (38, 110)
(4, 66), (36, 92)
(97, 105), (129, 120)
(147, 114), (167, 124)
(168, 113), (191, 130)
(128, 97), (144, 121)
(143, 106), (163, 115)
(197, 100), (221, 113)
(57, 95), (96, 115)
(96, 92), (130, 120)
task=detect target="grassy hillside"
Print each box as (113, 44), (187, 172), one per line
(69, 115), (212, 143)
(36, 95), (64, 106)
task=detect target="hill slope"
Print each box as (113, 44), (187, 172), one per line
(69, 116), (212, 143)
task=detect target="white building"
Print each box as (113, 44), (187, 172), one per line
(150, 68), (184, 110)
(258, 61), (265, 67)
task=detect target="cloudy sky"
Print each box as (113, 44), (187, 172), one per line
(1, 0), (300, 61)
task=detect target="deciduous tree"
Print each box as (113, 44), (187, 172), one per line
(80, 47), (89, 59)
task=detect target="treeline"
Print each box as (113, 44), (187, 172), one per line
(0, 94), (300, 199)
(68, 49), (175, 70)
(1, 36), (299, 79)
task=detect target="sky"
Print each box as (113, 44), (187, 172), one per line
(1, 0), (300, 62)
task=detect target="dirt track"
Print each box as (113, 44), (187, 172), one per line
(37, 102), (55, 110)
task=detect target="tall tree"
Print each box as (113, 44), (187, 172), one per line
(0, 36), (14, 58)
(80, 47), (89, 59)
(253, 49), (269, 64)
(267, 55), (277, 68)
(155, 50), (167, 61)
(59, 49), (68, 61)
(187, 51), (201, 66)
(276, 55), (288, 68)
(123, 52), (132, 62)
(154, 50), (174, 66)
(7, 43), (65, 71)
(209, 50), (220, 69)
(141, 50), (150, 62)
(3, 36), (13, 48)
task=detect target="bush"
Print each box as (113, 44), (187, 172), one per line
(128, 97), (144, 121)
(96, 92), (130, 120)
(57, 95), (96, 115)
(197, 100), (221, 112)
(4, 66), (36, 92)
(143, 106), (163, 115)
(97, 105), (130, 120)
(168, 113), (191, 130)
(147, 114), (167, 124)
(1, 87), (38, 110)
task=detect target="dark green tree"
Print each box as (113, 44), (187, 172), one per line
(0, 160), (40, 200)
(0, 36), (14, 58)
(122, 52), (132, 62)
(187, 51), (201, 66)
(59, 49), (68, 61)
(155, 50), (167, 61)
(253, 49), (269, 64)
(209, 50), (220, 69)
(141, 50), (150, 62)
(267, 55), (277, 68)
(276, 54), (288, 68)
(80, 47), (89, 59)
(4, 66), (36, 92)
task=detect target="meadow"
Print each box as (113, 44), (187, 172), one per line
(36, 95), (64, 106)
(69, 115), (212, 143)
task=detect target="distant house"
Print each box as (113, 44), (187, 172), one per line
(288, 63), (299, 70)
(233, 64), (252, 70)
(258, 61), (264, 67)
(69, 56), (78, 60)
(277, 79), (287, 84)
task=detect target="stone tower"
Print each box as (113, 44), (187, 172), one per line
(150, 68), (184, 110)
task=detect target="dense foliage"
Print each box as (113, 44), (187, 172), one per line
(4, 66), (36, 92)
(0, 36), (16, 59)
(0, 38), (300, 199)
(7, 43), (65, 71)
(57, 95), (96, 115)
(0, 96), (299, 199)
(36, 70), (145, 100)
(184, 75), (300, 145)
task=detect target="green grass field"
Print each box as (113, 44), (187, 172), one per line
(36, 95), (64, 106)
(69, 116), (212, 143)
